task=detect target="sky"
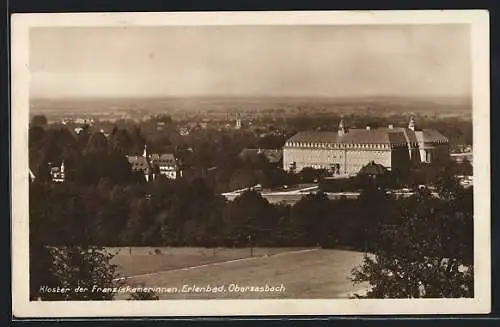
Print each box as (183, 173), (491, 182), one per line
(29, 24), (471, 99)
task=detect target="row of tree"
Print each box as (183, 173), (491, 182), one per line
(30, 171), (473, 252)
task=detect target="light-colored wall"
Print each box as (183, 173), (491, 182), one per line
(344, 149), (392, 175)
(159, 166), (178, 179)
(283, 145), (393, 176)
(283, 147), (344, 172)
(283, 135), (450, 175)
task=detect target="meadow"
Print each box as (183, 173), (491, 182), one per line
(109, 247), (370, 299)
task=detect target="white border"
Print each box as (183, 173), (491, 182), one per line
(11, 10), (491, 317)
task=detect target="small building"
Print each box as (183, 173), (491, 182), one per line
(178, 127), (190, 136)
(126, 155), (155, 182)
(151, 153), (181, 179)
(127, 145), (182, 182)
(126, 145), (155, 182)
(48, 161), (65, 183)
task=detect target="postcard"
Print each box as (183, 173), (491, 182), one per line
(11, 10), (490, 317)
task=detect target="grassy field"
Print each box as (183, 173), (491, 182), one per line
(109, 247), (370, 299)
(108, 247), (307, 277)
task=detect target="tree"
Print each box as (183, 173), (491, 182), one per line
(39, 245), (123, 300)
(110, 128), (134, 154)
(257, 134), (286, 149)
(120, 198), (153, 246)
(356, 183), (393, 251)
(29, 125), (46, 147)
(289, 192), (333, 246)
(223, 190), (278, 247)
(351, 189), (473, 298)
(131, 126), (147, 155)
(29, 182), (124, 300)
(257, 167), (289, 189)
(29, 237), (59, 300)
(31, 114), (48, 127)
(87, 131), (109, 151)
(457, 157), (473, 176)
(228, 168), (258, 191)
(299, 167), (329, 183)
(435, 163), (462, 201)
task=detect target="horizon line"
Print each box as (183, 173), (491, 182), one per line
(30, 94), (473, 101)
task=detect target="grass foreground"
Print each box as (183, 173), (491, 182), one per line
(108, 247), (370, 299)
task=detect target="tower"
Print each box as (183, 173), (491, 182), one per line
(60, 160), (65, 174)
(408, 115), (416, 131)
(338, 118), (345, 137)
(142, 143), (148, 158)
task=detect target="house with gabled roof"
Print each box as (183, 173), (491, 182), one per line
(126, 144), (181, 181)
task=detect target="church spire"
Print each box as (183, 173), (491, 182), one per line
(408, 115), (416, 131)
(338, 118), (345, 136)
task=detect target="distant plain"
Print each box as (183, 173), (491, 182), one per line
(30, 96), (472, 121)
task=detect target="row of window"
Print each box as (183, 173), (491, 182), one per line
(285, 150), (390, 158)
(285, 142), (394, 149)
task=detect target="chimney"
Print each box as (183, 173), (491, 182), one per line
(366, 126), (371, 131)
(388, 124), (394, 129)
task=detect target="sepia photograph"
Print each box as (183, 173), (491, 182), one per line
(11, 10), (490, 317)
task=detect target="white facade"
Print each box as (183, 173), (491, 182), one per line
(283, 143), (394, 176)
(158, 165), (179, 179)
(283, 117), (449, 176)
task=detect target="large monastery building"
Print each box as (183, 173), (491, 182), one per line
(283, 116), (449, 176)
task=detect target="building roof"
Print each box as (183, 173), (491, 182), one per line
(126, 156), (151, 172)
(287, 131), (340, 144)
(341, 129), (394, 145)
(285, 126), (446, 147)
(387, 131), (409, 145)
(151, 153), (177, 167)
(421, 129), (449, 143)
